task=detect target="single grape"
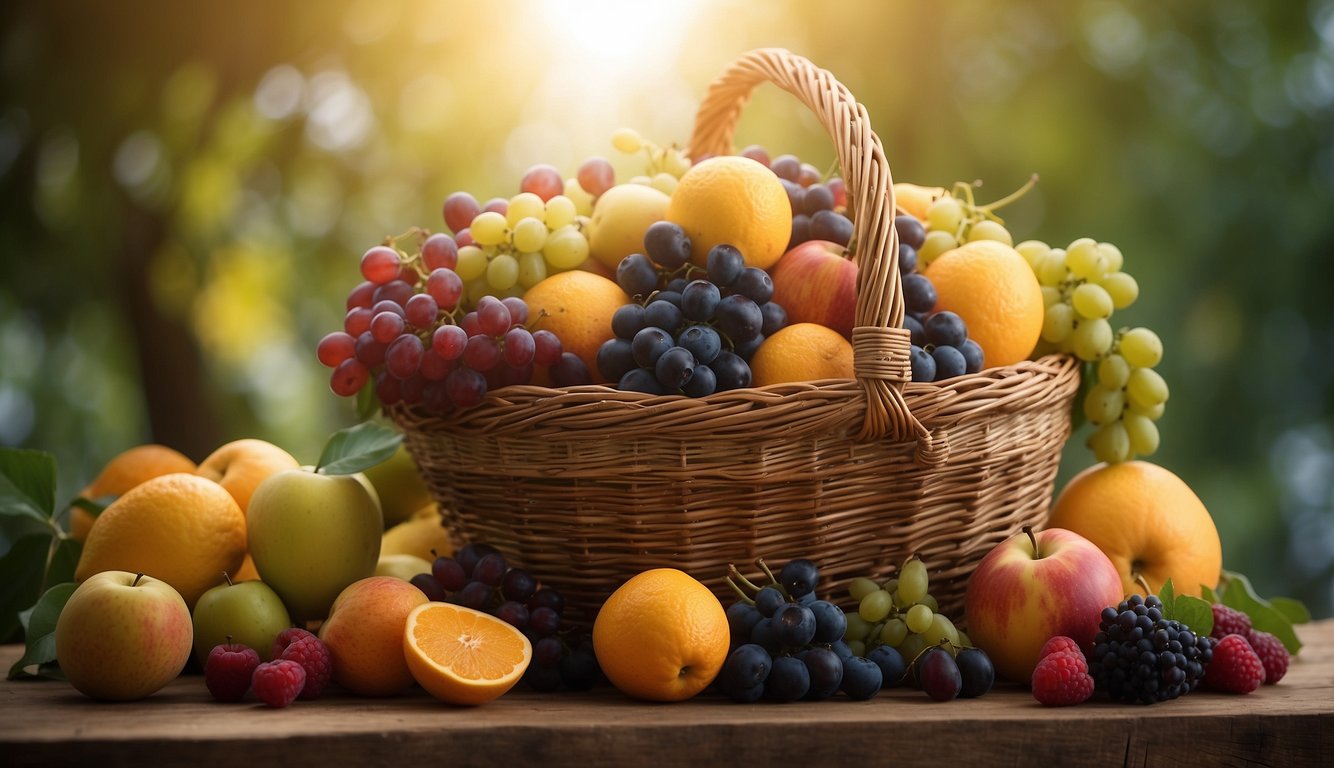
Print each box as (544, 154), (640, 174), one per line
(960, 339), (984, 373)
(421, 233), (459, 272)
(920, 613), (960, 648)
(955, 647), (995, 698)
(897, 557), (929, 604)
(472, 552), (508, 586)
(502, 295), (528, 322)
(867, 644), (907, 688)
(802, 646), (844, 701)
(802, 184), (835, 215)
(486, 254), (520, 291)
(754, 586), (787, 618)
(710, 351), (752, 390)
(924, 311), (968, 348)
(769, 154), (801, 182)
(916, 646), (963, 702)
(642, 221), (692, 270)
(457, 580), (492, 610)
(1071, 317), (1114, 361)
(654, 346), (695, 389)
(1126, 367), (1169, 408)
(550, 352), (591, 386)
(797, 162), (822, 187)
(505, 192), (545, 227)
(880, 618), (909, 648)
(360, 245), (402, 284)
(1083, 385), (1126, 425)
(967, 219), (1013, 246)
(404, 294), (438, 329)
(759, 301), (788, 337)
(464, 334), (504, 372)
(1072, 282), (1114, 320)
(470, 211), (509, 246)
(511, 217), (548, 253)
(520, 163), (563, 201)
(597, 338), (638, 383)
(898, 243), (919, 274)
(1120, 327), (1163, 368)
(616, 252), (659, 298)
(1042, 303), (1076, 344)
(344, 307), (373, 337)
(905, 603), (934, 634)
(740, 144), (771, 166)
(493, 600), (530, 630)
(680, 280), (722, 321)
(611, 127), (643, 154)
(1065, 237), (1105, 279)
(330, 358), (369, 397)
(576, 156), (615, 197)
(772, 603), (817, 647)
(714, 295), (763, 343)
(765, 656), (810, 703)
(543, 226), (589, 269)
(919, 230), (958, 266)
(432, 324), (468, 361)
(410, 573), (448, 602)
(926, 196), (963, 233)
(810, 210), (853, 246)
(529, 606), (561, 636)
(837, 656), (881, 701)
(1098, 353), (1131, 389)
(931, 345), (967, 380)
(706, 245), (745, 287)
(808, 600), (847, 644)
(370, 311), (406, 344)
(902, 274), (937, 314)
(1124, 412), (1161, 455)
(676, 325), (722, 366)
(375, 372), (403, 406)
(778, 558), (819, 599)
(534, 636), (563, 667)
(611, 304), (647, 340)
(1088, 421), (1131, 464)
(631, 326), (673, 368)
(385, 334), (424, 380)
(431, 555), (467, 591)
(858, 590), (893, 623)
(731, 267), (775, 304)
(445, 366), (488, 408)
(527, 587), (565, 614)
(532, 329), (562, 366)
(721, 643), (772, 700)
(726, 601), (763, 644)
(346, 281), (376, 311)
(1099, 271), (1139, 309)
(317, 331), (357, 368)
(680, 363), (717, 397)
(443, 192), (481, 234)
(619, 367), (665, 394)
(502, 327), (536, 367)
(895, 214), (927, 250)
(909, 345), (936, 382)
(848, 577), (880, 601)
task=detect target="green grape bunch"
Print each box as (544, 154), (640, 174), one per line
(842, 554), (970, 664)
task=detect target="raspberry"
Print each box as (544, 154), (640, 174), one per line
(204, 642), (260, 702)
(1210, 604), (1252, 640)
(1031, 653), (1094, 706)
(272, 626), (317, 660)
(1038, 635), (1085, 664)
(1206, 634), (1265, 694)
(1246, 629), (1290, 685)
(278, 633), (333, 700)
(252, 659), (307, 708)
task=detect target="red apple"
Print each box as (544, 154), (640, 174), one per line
(769, 240), (856, 339)
(963, 526), (1125, 684)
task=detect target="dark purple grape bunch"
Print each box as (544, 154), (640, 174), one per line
(603, 222), (788, 396)
(409, 542), (601, 692)
(718, 558), (886, 703)
(739, 146), (851, 251)
(318, 235), (589, 411)
(894, 214), (985, 383)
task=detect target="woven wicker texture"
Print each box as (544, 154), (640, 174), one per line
(390, 48), (1081, 628)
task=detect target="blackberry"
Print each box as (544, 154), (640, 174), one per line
(1087, 594), (1215, 704)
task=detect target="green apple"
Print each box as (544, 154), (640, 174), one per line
(247, 467), (383, 623)
(374, 553), (433, 582)
(54, 570), (194, 701)
(361, 443), (432, 528)
(191, 573), (293, 665)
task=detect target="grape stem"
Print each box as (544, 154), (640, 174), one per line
(755, 557), (781, 588)
(727, 563), (763, 596)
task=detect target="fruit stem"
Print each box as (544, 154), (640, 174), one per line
(132, 572), (145, 587)
(1023, 525), (1040, 559)
(1134, 572), (1153, 598)
(724, 572), (755, 605)
(755, 558), (780, 588)
(977, 173), (1040, 215)
(223, 571), (234, 587)
(728, 564), (763, 596)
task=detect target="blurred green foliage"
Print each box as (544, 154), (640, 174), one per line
(1, 0), (1330, 618)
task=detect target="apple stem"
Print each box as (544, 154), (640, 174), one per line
(1023, 525), (1040, 559)
(223, 571), (234, 587)
(132, 572), (145, 587)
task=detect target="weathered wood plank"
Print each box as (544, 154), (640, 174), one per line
(4, 620), (1331, 767)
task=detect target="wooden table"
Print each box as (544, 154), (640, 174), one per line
(4, 620), (1331, 767)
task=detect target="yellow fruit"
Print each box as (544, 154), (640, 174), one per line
(195, 438), (300, 513)
(667, 156), (792, 270)
(749, 322), (855, 387)
(380, 513), (453, 563)
(375, 554), (433, 581)
(923, 240), (1044, 367)
(592, 568), (729, 702)
(319, 576), (428, 697)
(523, 270), (630, 384)
(894, 182), (947, 222)
(74, 473), (247, 608)
(1046, 461), (1222, 597)
(361, 443), (433, 528)
(587, 183), (670, 271)
(404, 602), (533, 705)
(70, 444), (197, 541)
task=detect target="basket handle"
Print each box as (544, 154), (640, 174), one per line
(686, 48), (937, 457)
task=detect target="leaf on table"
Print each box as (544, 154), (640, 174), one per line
(0, 534), (51, 643)
(8, 582), (75, 681)
(1268, 596), (1312, 625)
(315, 421), (403, 475)
(0, 448), (57, 523)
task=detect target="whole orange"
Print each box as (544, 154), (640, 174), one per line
(666, 156), (792, 270)
(523, 270), (630, 384)
(923, 239), (1044, 368)
(74, 473), (248, 608)
(70, 444), (197, 541)
(749, 322), (854, 387)
(1046, 461), (1222, 597)
(592, 568), (729, 702)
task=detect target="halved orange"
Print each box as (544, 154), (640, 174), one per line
(403, 602), (532, 705)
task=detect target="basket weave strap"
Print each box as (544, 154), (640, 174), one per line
(686, 48), (935, 459)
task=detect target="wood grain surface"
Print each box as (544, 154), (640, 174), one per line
(4, 619), (1331, 767)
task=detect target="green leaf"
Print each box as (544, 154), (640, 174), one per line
(1269, 596), (1312, 625)
(0, 534), (51, 642)
(68, 495), (109, 519)
(1158, 578), (1176, 612)
(45, 537), (80, 591)
(315, 421), (402, 475)
(0, 448), (58, 523)
(1174, 595), (1213, 637)
(1219, 571), (1303, 655)
(8, 582), (75, 681)
(1201, 584), (1220, 604)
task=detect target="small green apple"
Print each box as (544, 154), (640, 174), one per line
(54, 570), (193, 701)
(247, 467), (383, 623)
(191, 573), (293, 665)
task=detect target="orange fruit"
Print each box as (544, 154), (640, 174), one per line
(1046, 461), (1222, 598)
(320, 576), (429, 697)
(70, 444), (197, 541)
(195, 438), (300, 513)
(592, 568), (729, 702)
(749, 322), (854, 386)
(923, 239), (1044, 367)
(894, 182), (947, 221)
(523, 270), (630, 384)
(666, 156), (792, 270)
(74, 473), (247, 607)
(403, 602), (532, 705)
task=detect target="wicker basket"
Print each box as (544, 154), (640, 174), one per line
(390, 48), (1081, 628)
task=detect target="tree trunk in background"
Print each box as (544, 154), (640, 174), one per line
(119, 205), (224, 462)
